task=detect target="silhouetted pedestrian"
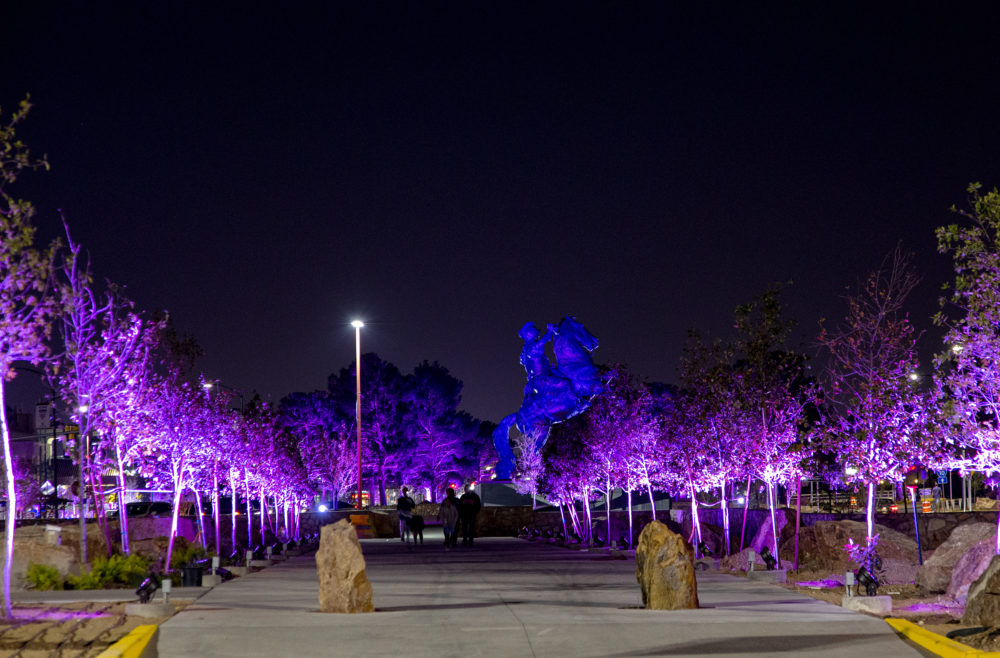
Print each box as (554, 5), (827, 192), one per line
(438, 487), (460, 548)
(459, 483), (482, 546)
(397, 486), (416, 543)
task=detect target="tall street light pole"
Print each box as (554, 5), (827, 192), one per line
(351, 320), (364, 510)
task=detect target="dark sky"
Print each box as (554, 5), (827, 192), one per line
(3, 2), (999, 422)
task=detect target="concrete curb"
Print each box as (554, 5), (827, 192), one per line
(886, 618), (1000, 657)
(95, 624), (159, 658)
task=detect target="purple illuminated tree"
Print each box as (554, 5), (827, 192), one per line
(731, 286), (816, 566)
(55, 228), (165, 560)
(818, 247), (931, 543)
(659, 388), (714, 553)
(934, 185), (1000, 553)
(543, 414), (599, 542)
(88, 312), (162, 556)
(0, 98), (61, 618)
(401, 362), (469, 501)
(512, 429), (544, 508)
(328, 353), (407, 505)
(280, 391), (356, 508)
(570, 364), (663, 547)
(677, 334), (750, 555)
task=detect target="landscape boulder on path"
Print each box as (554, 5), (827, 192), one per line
(948, 532), (999, 603)
(316, 519), (374, 613)
(916, 522), (995, 594)
(780, 520), (918, 583)
(635, 521), (699, 610)
(963, 555), (1000, 625)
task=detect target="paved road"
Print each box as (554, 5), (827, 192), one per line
(159, 531), (927, 657)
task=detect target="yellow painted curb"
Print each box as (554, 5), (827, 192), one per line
(886, 618), (1000, 657)
(95, 624), (159, 658)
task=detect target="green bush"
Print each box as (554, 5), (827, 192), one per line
(67, 553), (151, 590)
(169, 543), (206, 571)
(25, 563), (64, 591)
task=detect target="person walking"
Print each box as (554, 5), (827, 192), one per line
(459, 483), (482, 546)
(932, 483), (943, 512)
(397, 486), (416, 543)
(438, 487), (460, 549)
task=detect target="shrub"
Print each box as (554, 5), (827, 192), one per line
(169, 543), (206, 571)
(25, 563), (64, 591)
(67, 553), (151, 590)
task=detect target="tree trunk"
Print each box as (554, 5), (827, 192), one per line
(213, 467), (220, 556)
(794, 475), (802, 570)
(165, 467), (185, 572)
(193, 488), (208, 552)
(627, 488), (633, 549)
(866, 480), (875, 542)
(739, 476), (752, 552)
(558, 502), (568, 538)
(259, 486), (266, 544)
(0, 377), (16, 617)
(114, 440), (130, 555)
(767, 480), (780, 568)
(720, 479), (730, 556)
(244, 472), (252, 549)
(646, 478), (656, 522)
(605, 477), (611, 544)
(566, 501), (582, 538)
(690, 481), (703, 557)
(230, 471), (237, 553)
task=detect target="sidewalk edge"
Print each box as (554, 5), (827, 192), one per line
(95, 624), (159, 658)
(886, 618), (1000, 657)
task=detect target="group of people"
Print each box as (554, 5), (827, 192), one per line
(396, 484), (482, 548)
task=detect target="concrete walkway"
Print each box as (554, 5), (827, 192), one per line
(159, 531), (929, 657)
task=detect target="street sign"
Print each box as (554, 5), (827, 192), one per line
(937, 469), (948, 485)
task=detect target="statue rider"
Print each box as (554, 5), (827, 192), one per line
(518, 322), (556, 397)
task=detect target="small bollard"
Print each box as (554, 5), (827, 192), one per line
(748, 550), (756, 572)
(266, 545), (273, 560)
(212, 555), (220, 575)
(845, 571), (855, 598)
(245, 549), (254, 567)
(162, 579), (172, 604)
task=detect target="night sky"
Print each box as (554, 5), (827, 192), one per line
(3, 3), (1000, 423)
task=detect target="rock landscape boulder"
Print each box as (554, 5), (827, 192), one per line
(635, 521), (698, 610)
(779, 520), (918, 583)
(316, 519), (374, 613)
(916, 522), (995, 594)
(963, 555), (1000, 625)
(6, 539), (78, 589)
(948, 534), (997, 603)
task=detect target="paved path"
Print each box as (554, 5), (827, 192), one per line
(159, 532), (928, 657)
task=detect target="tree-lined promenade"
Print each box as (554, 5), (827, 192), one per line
(4, 94), (1000, 629)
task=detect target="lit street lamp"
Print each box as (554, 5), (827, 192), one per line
(351, 320), (364, 510)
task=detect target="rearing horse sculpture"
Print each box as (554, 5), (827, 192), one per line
(493, 316), (602, 479)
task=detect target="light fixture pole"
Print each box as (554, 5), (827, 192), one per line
(351, 320), (364, 510)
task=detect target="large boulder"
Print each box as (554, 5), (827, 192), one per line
(780, 520), (918, 583)
(3, 539), (78, 590)
(948, 535), (997, 603)
(635, 521), (699, 610)
(750, 509), (795, 560)
(963, 555), (1000, 625)
(316, 519), (374, 613)
(916, 522), (995, 594)
(53, 522), (110, 560)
